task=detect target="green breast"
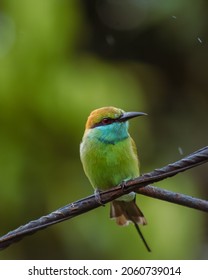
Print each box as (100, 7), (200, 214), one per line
(80, 136), (140, 190)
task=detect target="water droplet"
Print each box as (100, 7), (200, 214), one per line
(197, 37), (203, 44)
(178, 147), (184, 155)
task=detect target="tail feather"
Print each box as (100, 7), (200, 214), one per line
(110, 199), (151, 252)
(110, 200), (147, 226)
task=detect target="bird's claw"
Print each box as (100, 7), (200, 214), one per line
(120, 180), (128, 192)
(94, 189), (105, 206)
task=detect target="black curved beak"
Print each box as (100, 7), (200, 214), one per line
(118, 111), (147, 122)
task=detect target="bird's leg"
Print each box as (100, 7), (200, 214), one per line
(94, 189), (105, 206)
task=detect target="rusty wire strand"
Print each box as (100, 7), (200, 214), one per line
(0, 146), (207, 250)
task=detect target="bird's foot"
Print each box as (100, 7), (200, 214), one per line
(119, 179), (129, 192)
(94, 189), (105, 206)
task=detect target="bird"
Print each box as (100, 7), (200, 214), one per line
(80, 106), (151, 252)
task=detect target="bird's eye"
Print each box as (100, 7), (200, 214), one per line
(101, 118), (112, 125)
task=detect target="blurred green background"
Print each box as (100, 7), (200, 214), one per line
(0, 0), (207, 259)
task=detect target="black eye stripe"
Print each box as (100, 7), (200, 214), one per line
(92, 117), (117, 128)
(91, 114), (123, 128)
(102, 118), (113, 124)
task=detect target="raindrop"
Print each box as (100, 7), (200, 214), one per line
(178, 147), (184, 155)
(197, 37), (203, 44)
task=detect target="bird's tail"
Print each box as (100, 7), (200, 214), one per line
(110, 199), (147, 226)
(110, 199), (151, 252)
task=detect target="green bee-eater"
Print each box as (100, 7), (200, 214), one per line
(80, 106), (150, 252)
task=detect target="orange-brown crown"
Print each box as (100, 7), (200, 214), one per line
(85, 106), (124, 129)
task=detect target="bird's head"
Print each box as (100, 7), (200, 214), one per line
(83, 106), (146, 144)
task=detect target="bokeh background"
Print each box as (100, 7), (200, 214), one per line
(0, 0), (207, 260)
